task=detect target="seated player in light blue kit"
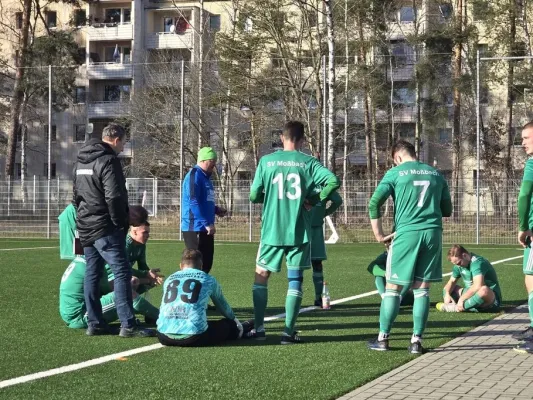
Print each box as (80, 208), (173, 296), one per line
(156, 249), (253, 346)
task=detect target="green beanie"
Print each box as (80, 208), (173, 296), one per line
(198, 147), (217, 162)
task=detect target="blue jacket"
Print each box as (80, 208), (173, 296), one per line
(181, 166), (216, 232)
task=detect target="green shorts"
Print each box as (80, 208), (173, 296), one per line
(387, 229), (442, 285)
(523, 245), (533, 275)
(61, 292), (117, 329)
(310, 227), (327, 261)
(256, 242), (311, 273)
(367, 252), (388, 277)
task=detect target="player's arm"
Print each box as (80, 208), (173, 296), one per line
(518, 161), (533, 246)
(443, 276), (459, 303)
(369, 173), (394, 243)
(458, 274), (484, 310)
(188, 171), (210, 228)
(308, 159), (340, 200)
(249, 161), (265, 203)
(324, 191), (343, 217)
(440, 179), (452, 217)
(210, 281), (236, 320)
(102, 158), (129, 232)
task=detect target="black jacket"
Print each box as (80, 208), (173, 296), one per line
(73, 139), (129, 246)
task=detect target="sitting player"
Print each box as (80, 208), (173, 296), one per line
(308, 185), (342, 307)
(367, 250), (414, 306)
(58, 204), (159, 333)
(437, 245), (502, 312)
(104, 206), (164, 307)
(157, 249), (253, 347)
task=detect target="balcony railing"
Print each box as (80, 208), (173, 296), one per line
(145, 31), (193, 49)
(87, 63), (133, 80)
(86, 23), (133, 41)
(87, 101), (130, 118)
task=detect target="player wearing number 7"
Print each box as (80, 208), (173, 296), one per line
(248, 120), (340, 344)
(367, 140), (452, 354)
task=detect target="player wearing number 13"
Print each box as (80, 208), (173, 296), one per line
(367, 140), (452, 354)
(249, 121), (340, 344)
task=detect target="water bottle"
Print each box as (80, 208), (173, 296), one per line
(321, 281), (331, 310)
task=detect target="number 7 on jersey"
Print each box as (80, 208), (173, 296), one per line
(413, 180), (430, 207)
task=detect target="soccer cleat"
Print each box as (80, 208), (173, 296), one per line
(241, 319), (255, 336)
(119, 326), (156, 338)
(512, 327), (533, 341)
(436, 302), (458, 312)
(367, 338), (390, 351)
(408, 340), (425, 354)
(144, 316), (158, 326)
(244, 328), (266, 340)
(314, 299), (322, 307)
(280, 331), (303, 345)
(513, 342), (533, 354)
(86, 324), (117, 336)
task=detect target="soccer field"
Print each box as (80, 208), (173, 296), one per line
(0, 241), (527, 400)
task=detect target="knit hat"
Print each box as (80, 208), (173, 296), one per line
(198, 147), (217, 162)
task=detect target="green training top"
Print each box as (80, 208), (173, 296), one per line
(58, 204), (77, 260)
(106, 234), (150, 281)
(451, 253), (502, 301)
(518, 157), (533, 231)
(250, 150), (340, 246)
(369, 161), (452, 233)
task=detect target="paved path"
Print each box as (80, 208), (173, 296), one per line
(339, 305), (533, 400)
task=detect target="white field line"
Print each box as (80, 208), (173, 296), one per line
(0, 254), (524, 390)
(0, 246), (57, 251)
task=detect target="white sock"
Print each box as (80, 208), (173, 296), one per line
(411, 334), (422, 344)
(378, 332), (389, 341)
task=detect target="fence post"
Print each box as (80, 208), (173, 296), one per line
(476, 49), (480, 245)
(179, 180), (182, 241)
(47, 65), (52, 239)
(33, 175), (36, 215)
(249, 200), (252, 242)
(154, 178), (158, 217)
(57, 176), (60, 212)
(7, 176), (11, 217)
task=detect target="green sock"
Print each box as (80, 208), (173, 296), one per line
(412, 288), (430, 336)
(253, 283), (268, 331)
(312, 271), (324, 300)
(529, 291), (533, 328)
(379, 289), (401, 334)
(133, 296), (159, 320)
(463, 293), (485, 310)
(375, 277), (386, 296)
(285, 289), (303, 334)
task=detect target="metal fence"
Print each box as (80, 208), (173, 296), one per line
(0, 177), (522, 245)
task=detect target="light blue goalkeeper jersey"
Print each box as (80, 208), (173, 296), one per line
(157, 269), (235, 337)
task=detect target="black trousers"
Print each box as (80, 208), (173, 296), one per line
(157, 318), (239, 347)
(182, 231), (214, 274)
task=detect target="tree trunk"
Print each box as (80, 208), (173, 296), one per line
(6, 0), (32, 178)
(451, 0), (464, 220)
(325, 0), (336, 172)
(197, 0), (206, 148)
(342, 0), (349, 224)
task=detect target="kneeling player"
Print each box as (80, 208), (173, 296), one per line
(157, 249), (253, 347)
(367, 251), (414, 306)
(437, 245), (502, 313)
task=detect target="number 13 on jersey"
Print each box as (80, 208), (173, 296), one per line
(272, 173), (302, 200)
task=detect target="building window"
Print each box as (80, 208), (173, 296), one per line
(307, 11), (317, 28)
(210, 15), (221, 32)
(438, 128), (452, 144)
(480, 86), (489, 104)
(271, 129), (282, 148)
(399, 6), (416, 22)
(393, 84), (416, 105)
(74, 9), (86, 26)
(398, 124), (415, 139)
(164, 17), (174, 32)
(74, 124), (86, 142)
(44, 125), (57, 142)
(15, 163), (22, 178)
(105, 8), (121, 24)
(244, 17), (253, 33)
(46, 11), (57, 28)
(438, 3), (453, 19)
(74, 87), (86, 104)
(476, 43), (489, 57)
(15, 12), (23, 29)
(513, 127), (522, 145)
(391, 41), (414, 67)
(123, 8), (131, 23)
(44, 163), (57, 178)
(237, 171), (251, 182)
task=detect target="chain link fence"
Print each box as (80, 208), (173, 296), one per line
(0, 177), (521, 244)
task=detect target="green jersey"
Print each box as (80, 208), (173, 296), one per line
(309, 190), (343, 227)
(369, 161), (452, 233)
(518, 157), (533, 231)
(59, 257), (108, 321)
(451, 253), (502, 301)
(250, 150), (339, 246)
(106, 234), (150, 281)
(58, 204), (77, 260)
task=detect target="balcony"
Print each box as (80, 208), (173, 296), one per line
(87, 101), (130, 118)
(86, 23), (133, 41)
(145, 31), (193, 49)
(87, 63), (133, 80)
(387, 22), (415, 40)
(387, 64), (414, 81)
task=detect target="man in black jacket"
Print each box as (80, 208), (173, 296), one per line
(73, 123), (153, 338)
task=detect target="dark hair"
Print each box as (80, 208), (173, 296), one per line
(181, 249), (203, 270)
(282, 121), (305, 143)
(447, 244), (469, 260)
(391, 140), (416, 159)
(129, 206), (149, 227)
(522, 121), (533, 131)
(102, 123), (126, 140)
